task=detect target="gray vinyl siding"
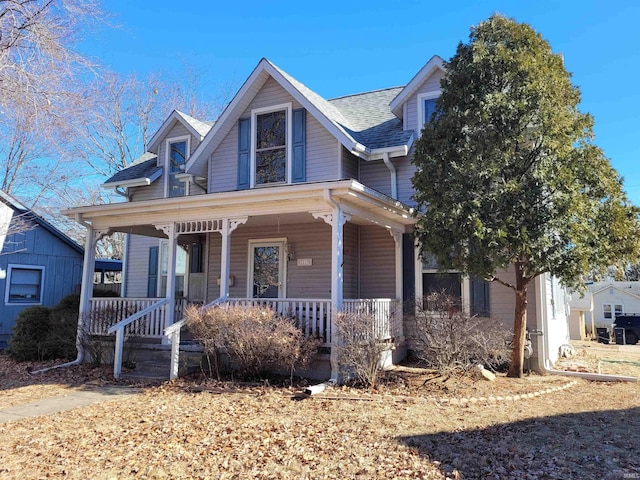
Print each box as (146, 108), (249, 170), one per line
(207, 220), (333, 300)
(208, 76), (340, 193)
(128, 180), (164, 202)
(405, 70), (445, 133)
(0, 205), (83, 342)
(124, 234), (159, 298)
(489, 265), (538, 329)
(306, 114), (338, 182)
(360, 160), (392, 197)
(341, 147), (360, 181)
(208, 122), (238, 193)
(359, 225), (395, 298)
(394, 155), (417, 206)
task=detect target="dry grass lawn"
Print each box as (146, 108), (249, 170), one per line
(0, 344), (639, 479)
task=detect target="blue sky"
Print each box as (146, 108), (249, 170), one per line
(83, 0), (640, 204)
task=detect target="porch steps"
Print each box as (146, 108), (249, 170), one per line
(119, 342), (206, 382)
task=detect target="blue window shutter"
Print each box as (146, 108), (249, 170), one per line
(470, 276), (490, 316)
(291, 108), (306, 183)
(147, 246), (159, 298)
(237, 118), (251, 190)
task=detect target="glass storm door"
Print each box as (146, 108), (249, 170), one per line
(250, 241), (285, 299)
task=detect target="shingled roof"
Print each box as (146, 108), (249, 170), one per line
(329, 87), (412, 149)
(103, 152), (161, 187)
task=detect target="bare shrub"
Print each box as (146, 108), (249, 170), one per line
(185, 304), (319, 381)
(409, 292), (510, 375)
(333, 311), (396, 389)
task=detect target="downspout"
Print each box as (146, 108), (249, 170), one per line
(532, 274), (636, 382)
(382, 152), (397, 200)
(31, 215), (93, 374)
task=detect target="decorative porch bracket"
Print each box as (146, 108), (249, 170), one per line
(219, 217), (248, 297)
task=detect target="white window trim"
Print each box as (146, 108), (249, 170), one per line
(247, 238), (288, 299)
(604, 303), (623, 320)
(5, 264), (45, 306)
(250, 103), (293, 188)
(417, 90), (441, 133)
(164, 135), (191, 198)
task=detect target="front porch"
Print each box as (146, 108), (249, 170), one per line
(67, 181), (416, 380)
(89, 297), (403, 348)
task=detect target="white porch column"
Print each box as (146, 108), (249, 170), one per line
(414, 242), (423, 306)
(78, 225), (108, 361)
(156, 223), (177, 330)
(78, 227), (97, 323)
(390, 229), (403, 340)
(390, 230), (403, 301)
(219, 217), (248, 299)
(313, 205), (349, 382)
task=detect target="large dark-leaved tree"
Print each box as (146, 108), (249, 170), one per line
(412, 14), (640, 378)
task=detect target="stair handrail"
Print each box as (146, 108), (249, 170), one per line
(164, 295), (228, 380)
(108, 297), (171, 379)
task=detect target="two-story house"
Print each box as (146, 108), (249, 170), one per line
(65, 56), (570, 379)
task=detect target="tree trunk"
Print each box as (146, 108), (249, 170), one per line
(507, 262), (529, 378)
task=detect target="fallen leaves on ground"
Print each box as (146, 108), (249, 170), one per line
(0, 348), (639, 479)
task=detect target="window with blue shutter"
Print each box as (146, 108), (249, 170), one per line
(291, 108), (306, 183)
(147, 246), (159, 297)
(237, 118), (251, 190)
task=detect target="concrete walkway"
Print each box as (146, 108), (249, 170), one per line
(0, 386), (141, 423)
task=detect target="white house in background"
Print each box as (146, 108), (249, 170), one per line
(583, 282), (640, 330)
(63, 56), (570, 380)
(568, 290), (594, 340)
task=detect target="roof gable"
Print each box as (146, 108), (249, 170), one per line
(147, 109), (212, 153)
(590, 282), (640, 301)
(185, 58), (384, 177)
(389, 55), (445, 119)
(0, 190), (83, 255)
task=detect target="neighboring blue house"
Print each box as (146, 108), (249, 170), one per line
(0, 191), (84, 348)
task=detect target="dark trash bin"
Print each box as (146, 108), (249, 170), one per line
(596, 327), (610, 344)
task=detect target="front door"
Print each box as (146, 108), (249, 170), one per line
(249, 240), (286, 298)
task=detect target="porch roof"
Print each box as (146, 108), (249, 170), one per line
(63, 180), (416, 235)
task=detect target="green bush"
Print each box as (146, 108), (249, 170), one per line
(7, 294), (81, 362)
(6, 306), (53, 361)
(45, 294), (81, 360)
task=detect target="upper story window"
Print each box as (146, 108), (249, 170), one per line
(251, 103), (292, 186)
(165, 136), (190, 197)
(417, 90), (441, 132)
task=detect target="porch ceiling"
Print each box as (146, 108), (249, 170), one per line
(63, 180), (416, 234)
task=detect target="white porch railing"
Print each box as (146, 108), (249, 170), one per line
(229, 298), (333, 346)
(89, 297), (188, 337)
(342, 298), (403, 341)
(90, 297), (188, 379)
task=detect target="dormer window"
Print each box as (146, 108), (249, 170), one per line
(165, 136), (190, 197)
(417, 90), (441, 132)
(251, 103), (292, 186)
